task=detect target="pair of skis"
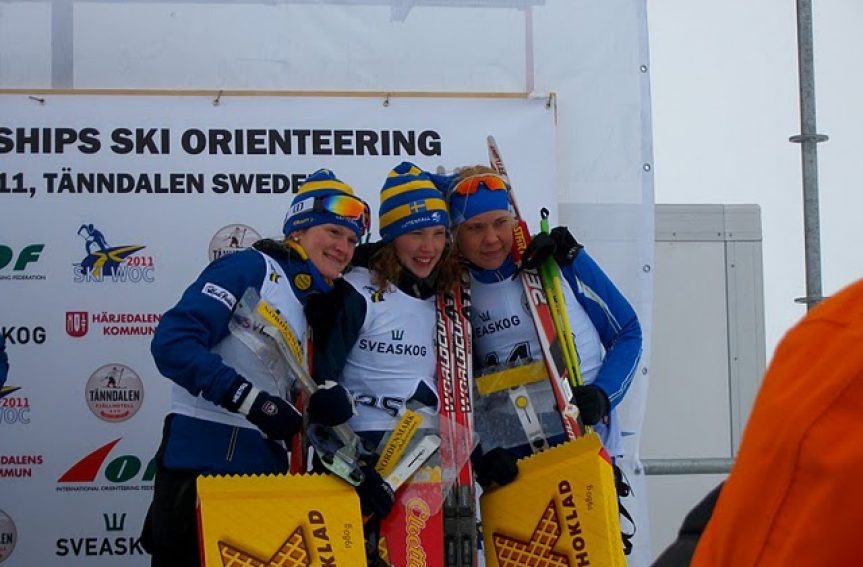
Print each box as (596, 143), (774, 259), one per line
(431, 138), (583, 566)
(487, 135), (585, 442)
(435, 273), (478, 567)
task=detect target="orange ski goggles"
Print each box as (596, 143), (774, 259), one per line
(450, 173), (509, 196)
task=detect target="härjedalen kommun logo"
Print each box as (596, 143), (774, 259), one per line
(85, 364), (144, 422)
(72, 224), (155, 283)
(0, 509), (17, 563)
(1, 386), (31, 426)
(0, 243), (46, 282)
(55, 511), (145, 558)
(57, 438), (155, 492)
(208, 224), (261, 262)
(66, 311), (89, 337)
(66, 311), (161, 338)
(0, 453), (43, 479)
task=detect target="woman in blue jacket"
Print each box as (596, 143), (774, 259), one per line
(444, 166), (643, 487)
(141, 169), (380, 566)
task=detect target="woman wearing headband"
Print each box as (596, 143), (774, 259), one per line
(141, 168), (370, 567)
(444, 165), (642, 491)
(309, 162), (457, 528)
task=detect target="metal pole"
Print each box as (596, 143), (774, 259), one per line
(790, 0), (828, 310)
(641, 458), (733, 476)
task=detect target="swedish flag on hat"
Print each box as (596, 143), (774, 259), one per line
(283, 168), (368, 238)
(379, 162), (449, 241)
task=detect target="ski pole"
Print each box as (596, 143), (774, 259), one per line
(539, 209), (583, 388)
(538, 210), (592, 436)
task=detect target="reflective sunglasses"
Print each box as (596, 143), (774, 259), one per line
(451, 173), (509, 196)
(290, 194), (371, 235)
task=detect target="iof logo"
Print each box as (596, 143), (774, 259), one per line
(85, 364), (144, 423)
(208, 224), (261, 262)
(0, 509), (17, 563)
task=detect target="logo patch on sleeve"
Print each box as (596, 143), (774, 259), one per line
(293, 273), (312, 291)
(201, 282), (237, 310)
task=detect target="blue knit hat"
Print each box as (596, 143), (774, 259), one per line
(379, 162), (449, 241)
(447, 172), (511, 225)
(283, 169), (369, 238)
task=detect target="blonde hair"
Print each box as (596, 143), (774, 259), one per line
(453, 164), (497, 181)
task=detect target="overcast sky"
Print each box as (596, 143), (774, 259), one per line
(648, 0), (863, 356)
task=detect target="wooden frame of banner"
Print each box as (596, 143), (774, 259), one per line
(0, 88), (530, 98)
(0, 89), (557, 121)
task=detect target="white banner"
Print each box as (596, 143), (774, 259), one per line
(0, 93), (556, 566)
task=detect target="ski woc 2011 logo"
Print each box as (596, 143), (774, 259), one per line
(72, 224), (155, 284)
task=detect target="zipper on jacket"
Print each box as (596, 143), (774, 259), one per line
(226, 427), (239, 462)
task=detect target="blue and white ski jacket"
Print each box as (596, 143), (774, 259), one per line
(470, 249), (642, 455)
(150, 240), (333, 475)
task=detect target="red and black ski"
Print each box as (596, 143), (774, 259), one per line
(487, 135), (585, 441)
(436, 273), (477, 566)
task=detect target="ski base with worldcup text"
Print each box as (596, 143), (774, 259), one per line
(436, 275), (477, 567)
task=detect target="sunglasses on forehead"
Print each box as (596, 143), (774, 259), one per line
(291, 194), (371, 235)
(451, 173), (509, 196)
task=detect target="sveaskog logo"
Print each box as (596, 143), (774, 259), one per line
(55, 511), (145, 558)
(0, 325), (46, 345)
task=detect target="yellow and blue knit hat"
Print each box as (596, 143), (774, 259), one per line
(379, 162), (449, 241)
(283, 169), (370, 238)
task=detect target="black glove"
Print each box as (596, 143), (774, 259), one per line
(571, 384), (610, 426)
(474, 447), (519, 489)
(517, 227), (584, 275)
(519, 232), (556, 272)
(356, 465), (395, 519)
(306, 381), (355, 426)
(221, 376), (302, 440)
(549, 226), (583, 266)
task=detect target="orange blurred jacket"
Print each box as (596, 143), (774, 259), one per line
(692, 278), (863, 566)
